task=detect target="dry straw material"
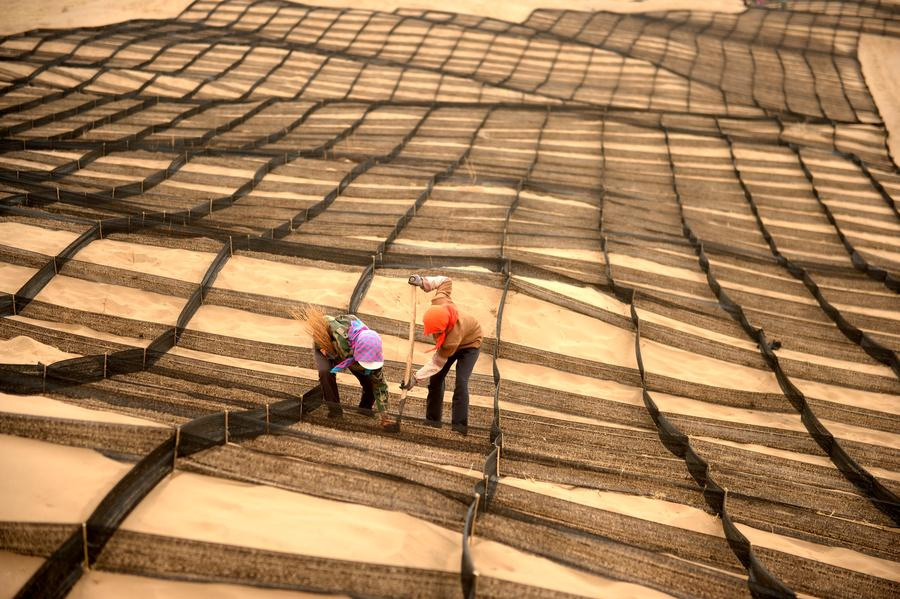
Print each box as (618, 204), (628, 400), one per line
(289, 304), (334, 356)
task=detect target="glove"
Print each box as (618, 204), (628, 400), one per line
(329, 366), (342, 374)
(399, 377), (417, 391)
(408, 274), (423, 287)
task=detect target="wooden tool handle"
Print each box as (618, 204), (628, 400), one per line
(395, 283), (417, 422)
(403, 283), (416, 382)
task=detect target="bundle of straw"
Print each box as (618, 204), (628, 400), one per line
(290, 304), (334, 355)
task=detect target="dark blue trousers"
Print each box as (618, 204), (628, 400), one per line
(425, 346), (480, 428)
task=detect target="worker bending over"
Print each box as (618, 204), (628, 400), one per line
(300, 306), (395, 430)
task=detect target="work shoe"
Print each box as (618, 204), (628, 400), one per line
(379, 414), (400, 433)
(451, 423), (468, 436)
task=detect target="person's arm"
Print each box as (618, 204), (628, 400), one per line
(409, 275), (451, 302)
(426, 276), (451, 303)
(413, 352), (447, 383)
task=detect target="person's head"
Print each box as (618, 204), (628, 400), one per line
(423, 305), (453, 336)
(423, 304), (459, 351)
(353, 328), (383, 370)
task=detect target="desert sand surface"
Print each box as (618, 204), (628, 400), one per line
(641, 338), (784, 394)
(0, 263), (37, 294)
(7, 314), (154, 348)
(698, 435), (900, 483)
(34, 276), (186, 324)
(0, 0), (749, 38)
(74, 239), (216, 283)
(498, 357), (644, 405)
(489, 396), (646, 431)
(123, 471), (672, 598)
(0, 222), (81, 255)
(0, 435), (131, 523)
(1, 0), (898, 597)
(0, 335), (78, 363)
(792, 377), (900, 415)
(0, 551), (348, 599)
(502, 290), (637, 369)
(441, 465), (900, 582)
(0, 552), (43, 599)
(652, 390), (900, 448)
(639, 305), (896, 378)
(859, 34), (900, 167)
(0, 391), (163, 426)
(516, 275), (631, 317)
(69, 572), (348, 599)
(214, 255), (359, 307)
(0, 1), (190, 36)
(188, 305), (309, 345)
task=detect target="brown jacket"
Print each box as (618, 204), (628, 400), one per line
(431, 278), (483, 358)
(414, 276), (483, 382)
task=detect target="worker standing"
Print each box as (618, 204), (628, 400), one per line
(402, 275), (483, 434)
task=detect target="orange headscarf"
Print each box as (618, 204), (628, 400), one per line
(423, 304), (458, 352)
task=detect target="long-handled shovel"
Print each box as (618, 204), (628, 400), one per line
(384, 283), (416, 433)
